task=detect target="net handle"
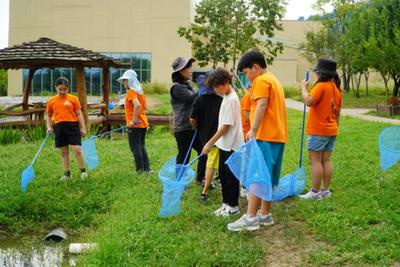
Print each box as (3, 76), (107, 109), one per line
(31, 133), (50, 165)
(299, 71), (309, 168)
(176, 131), (198, 181)
(93, 125), (127, 139)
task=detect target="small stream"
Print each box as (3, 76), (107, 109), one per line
(0, 239), (77, 267)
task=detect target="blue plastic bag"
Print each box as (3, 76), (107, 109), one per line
(158, 158), (195, 217)
(82, 137), (100, 170)
(379, 126), (400, 171)
(226, 139), (273, 201)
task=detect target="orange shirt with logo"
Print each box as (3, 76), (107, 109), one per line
(125, 89), (149, 128)
(46, 94), (81, 125)
(241, 92), (251, 137)
(249, 72), (288, 143)
(307, 81), (342, 136)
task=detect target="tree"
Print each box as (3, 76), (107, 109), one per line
(178, 0), (286, 70)
(362, 0), (400, 101)
(301, 0), (364, 92)
(299, 26), (336, 64)
(0, 69), (7, 96)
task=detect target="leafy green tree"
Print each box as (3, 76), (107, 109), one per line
(178, 0), (286, 70)
(0, 69), (7, 96)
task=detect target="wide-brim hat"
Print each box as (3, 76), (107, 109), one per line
(171, 57), (195, 73)
(314, 58), (338, 76)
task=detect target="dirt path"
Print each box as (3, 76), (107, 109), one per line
(285, 98), (400, 125)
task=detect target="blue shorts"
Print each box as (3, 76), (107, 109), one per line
(257, 141), (285, 187)
(307, 135), (336, 151)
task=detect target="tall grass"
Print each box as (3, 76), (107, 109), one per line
(142, 82), (169, 95)
(0, 128), (22, 145)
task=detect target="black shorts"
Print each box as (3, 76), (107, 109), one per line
(54, 122), (81, 148)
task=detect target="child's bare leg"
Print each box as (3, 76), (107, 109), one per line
(260, 200), (271, 215)
(309, 150), (323, 191)
(321, 151), (333, 189)
(71, 145), (85, 169)
(60, 146), (70, 171)
(247, 193), (261, 217)
(202, 167), (214, 195)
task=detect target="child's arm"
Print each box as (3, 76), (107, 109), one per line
(131, 98), (142, 124)
(301, 80), (318, 106)
(75, 109), (87, 137)
(246, 98), (268, 140)
(46, 114), (53, 134)
(202, 125), (230, 155)
(243, 110), (250, 124)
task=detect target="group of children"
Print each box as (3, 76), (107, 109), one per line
(187, 51), (342, 231)
(45, 49), (342, 232)
(46, 70), (151, 182)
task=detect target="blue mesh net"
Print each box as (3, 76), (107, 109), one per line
(21, 164), (34, 192)
(226, 139), (273, 201)
(82, 138), (100, 170)
(271, 167), (306, 202)
(379, 126), (400, 171)
(158, 158), (196, 217)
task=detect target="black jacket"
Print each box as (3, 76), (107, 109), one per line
(170, 82), (197, 133)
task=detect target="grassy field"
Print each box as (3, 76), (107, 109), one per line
(1, 109), (399, 266)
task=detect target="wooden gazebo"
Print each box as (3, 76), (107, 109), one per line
(0, 37), (130, 127)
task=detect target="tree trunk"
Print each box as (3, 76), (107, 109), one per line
(379, 71), (390, 103)
(76, 66), (89, 129)
(364, 71), (369, 96)
(22, 69), (36, 111)
(102, 68), (110, 116)
(355, 73), (362, 98)
(392, 75), (399, 98)
(342, 66), (350, 92)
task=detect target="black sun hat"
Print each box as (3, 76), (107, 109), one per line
(171, 57), (195, 73)
(314, 58), (338, 76)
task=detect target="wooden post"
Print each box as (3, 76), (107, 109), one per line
(76, 65), (89, 129)
(102, 67), (110, 115)
(22, 68), (36, 111)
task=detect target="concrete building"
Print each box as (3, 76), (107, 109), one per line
(7, 0), (315, 96)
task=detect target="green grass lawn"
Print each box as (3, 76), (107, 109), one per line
(1, 110), (399, 265)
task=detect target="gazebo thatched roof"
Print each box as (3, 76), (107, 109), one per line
(0, 37), (130, 69)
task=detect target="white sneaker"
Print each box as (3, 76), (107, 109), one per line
(80, 172), (88, 180)
(257, 211), (274, 226)
(219, 205), (240, 217)
(320, 189), (332, 198)
(240, 188), (248, 198)
(227, 214), (260, 231)
(60, 175), (71, 181)
(214, 204), (227, 216)
(299, 190), (322, 200)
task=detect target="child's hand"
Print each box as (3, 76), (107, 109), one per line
(80, 128), (87, 137)
(47, 127), (53, 134)
(189, 118), (197, 129)
(301, 79), (310, 89)
(246, 129), (256, 141)
(202, 143), (212, 155)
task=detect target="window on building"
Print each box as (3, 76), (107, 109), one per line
(23, 52), (151, 96)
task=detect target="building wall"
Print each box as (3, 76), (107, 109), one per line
(8, 0), (193, 95)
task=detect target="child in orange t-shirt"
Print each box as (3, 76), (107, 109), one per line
(46, 77), (88, 181)
(299, 58), (342, 200)
(228, 50), (288, 232)
(117, 70), (151, 174)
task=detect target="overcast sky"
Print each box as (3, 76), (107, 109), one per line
(0, 0), (328, 49)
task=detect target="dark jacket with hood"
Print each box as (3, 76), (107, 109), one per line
(170, 81), (197, 133)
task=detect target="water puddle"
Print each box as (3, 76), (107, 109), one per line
(0, 239), (76, 267)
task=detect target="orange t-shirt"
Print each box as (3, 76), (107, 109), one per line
(125, 89), (149, 128)
(307, 81), (342, 136)
(46, 94), (81, 125)
(241, 92), (251, 137)
(249, 72), (288, 143)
